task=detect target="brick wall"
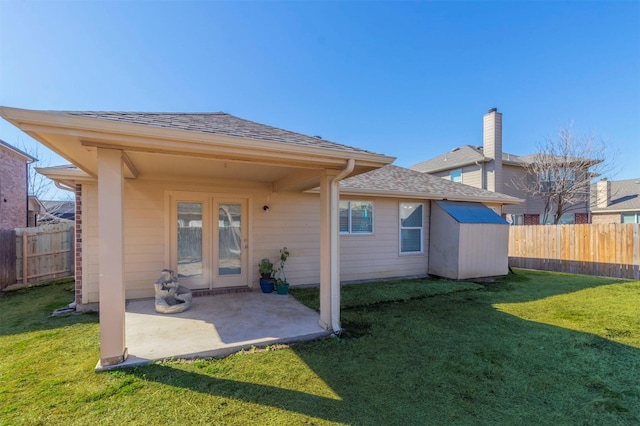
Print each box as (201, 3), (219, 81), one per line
(575, 213), (589, 224)
(524, 214), (540, 225)
(75, 184), (82, 304)
(0, 148), (28, 229)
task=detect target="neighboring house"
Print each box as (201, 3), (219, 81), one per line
(28, 196), (46, 227)
(0, 139), (36, 229)
(40, 199), (76, 224)
(590, 178), (640, 224)
(0, 107), (519, 367)
(409, 108), (594, 225)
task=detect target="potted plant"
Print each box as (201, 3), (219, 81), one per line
(274, 247), (290, 295)
(258, 258), (274, 293)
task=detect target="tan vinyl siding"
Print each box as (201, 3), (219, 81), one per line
(501, 164), (546, 215)
(461, 164), (483, 188)
(341, 198), (429, 281)
(501, 164), (589, 216)
(426, 165), (483, 188)
(591, 213), (621, 224)
(458, 223), (508, 279)
(80, 178), (430, 303)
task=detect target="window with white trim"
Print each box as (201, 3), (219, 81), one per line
(400, 203), (424, 253)
(506, 214), (524, 226)
(539, 168), (575, 193)
(540, 213), (575, 225)
(340, 201), (373, 234)
(622, 212), (640, 223)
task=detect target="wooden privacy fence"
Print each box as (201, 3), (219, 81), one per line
(8, 223), (74, 288)
(508, 223), (640, 280)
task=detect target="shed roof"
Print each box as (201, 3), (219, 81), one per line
(435, 200), (509, 224)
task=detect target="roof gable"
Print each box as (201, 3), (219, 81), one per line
(0, 139), (36, 162)
(410, 146), (595, 174)
(409, 145), (487, 173)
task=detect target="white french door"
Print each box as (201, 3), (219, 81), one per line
(214, 199), (247, 287)
(170, 193), (248, 289)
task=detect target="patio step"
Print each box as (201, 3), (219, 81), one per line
(191, 286), (252, 298)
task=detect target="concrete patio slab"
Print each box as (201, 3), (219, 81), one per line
(96, 291), (330, 371)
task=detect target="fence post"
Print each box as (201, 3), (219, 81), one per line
(23, 232), (28, 285)
(0, 230), (17, 289)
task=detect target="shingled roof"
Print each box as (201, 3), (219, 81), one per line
(340, 165), (521, 203)
(591, 178), (640, 212)
(0, 138), (36, 162)
(409, 145), (529, 173)
(51, 111), (379, 155)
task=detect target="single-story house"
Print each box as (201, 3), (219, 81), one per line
(591, 177), (640, 224)
(0, 107), (520, 367)
(39, 199), (76, 224)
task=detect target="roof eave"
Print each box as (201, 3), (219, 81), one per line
(416, 158), (490, 174)
(0, 107), (395, 170)
(35, 166), (95, 183)
(0, 138), (36, 162)
(309, 187), (522, 204)
(591, 207), (640, 213)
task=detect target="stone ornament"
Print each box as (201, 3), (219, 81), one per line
(154, 269), (193, 314)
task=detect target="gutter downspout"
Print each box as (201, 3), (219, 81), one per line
(55, 181), (76, 193)
(330, 159), (355, 334)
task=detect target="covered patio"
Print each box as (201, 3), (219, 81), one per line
(0, 107), (395, 370)
(99, 291), (330, 371)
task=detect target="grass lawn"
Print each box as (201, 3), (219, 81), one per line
(1, 270), (639, 425)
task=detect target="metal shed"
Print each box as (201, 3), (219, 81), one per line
(428, 201), (509, 280)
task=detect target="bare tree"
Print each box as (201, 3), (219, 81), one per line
(19, 142), (73, 202)
(518, 122), (615, 224)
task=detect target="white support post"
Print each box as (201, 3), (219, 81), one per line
(319, 171), (333, 330)
(318, 160), (352, 333)
(97, 148), (127, 367)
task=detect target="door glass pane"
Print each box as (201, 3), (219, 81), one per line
(219, 203), (242, 275)
(177, 202), (203, 278)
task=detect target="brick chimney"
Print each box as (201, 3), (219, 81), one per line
(483, 108), (503, 192)
(596, 178), (610, 208)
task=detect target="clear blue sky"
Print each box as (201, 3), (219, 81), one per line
(1, 1), (639, 186)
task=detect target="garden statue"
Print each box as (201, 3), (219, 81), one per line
(154, 269), (193, 314)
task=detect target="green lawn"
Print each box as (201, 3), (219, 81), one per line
(1, 270), (638, 425)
